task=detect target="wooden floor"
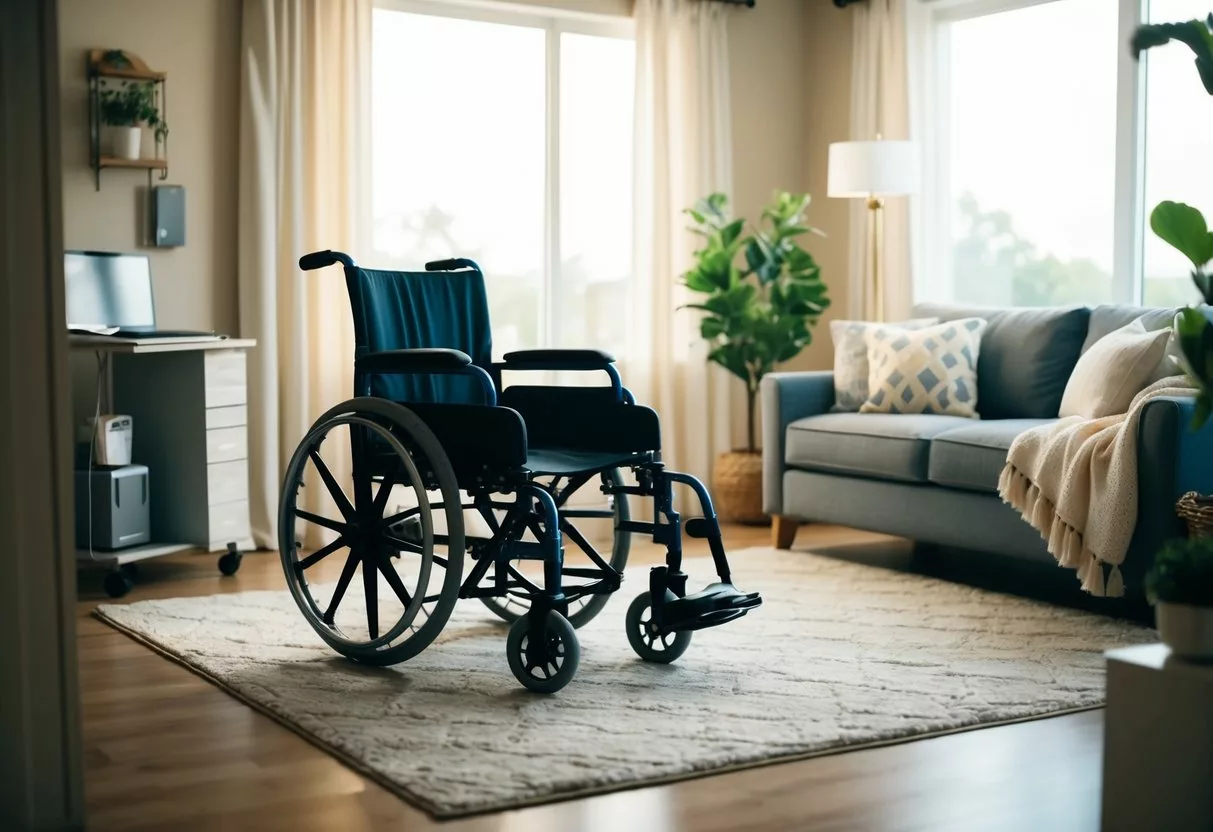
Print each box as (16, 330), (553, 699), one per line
(78, 525), (1105, 832)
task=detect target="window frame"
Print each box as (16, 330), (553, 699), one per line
(372, 0), (634, 349)
(915, 0), (1148, 307)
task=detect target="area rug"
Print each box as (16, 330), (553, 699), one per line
(95, 548), (1154, 819)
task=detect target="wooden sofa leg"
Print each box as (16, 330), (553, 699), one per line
(772, 515), (800, 550)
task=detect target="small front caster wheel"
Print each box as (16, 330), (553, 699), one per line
(506, 611), (580, 694)
(626, 591), (692, 663)
(103, 571), (134, 599)
(218, 545), (243, 576)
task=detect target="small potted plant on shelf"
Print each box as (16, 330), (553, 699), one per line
(683, 191), (830, 524)
(1146, 536), (1213, 660)
(99, 81), (167, 161)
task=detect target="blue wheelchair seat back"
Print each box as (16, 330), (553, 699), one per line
(346, 265), (493, 406)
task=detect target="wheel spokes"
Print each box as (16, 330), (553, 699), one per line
(377, 557), (414, 608)
(296, 509), (346, 535)
(324, 550), (361, 624)
(363, 550), (379, 639)
(295, 536), (347, 572)
(309, 451), (355, 520)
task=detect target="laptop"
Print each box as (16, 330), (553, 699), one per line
(65, 250), (218, 339)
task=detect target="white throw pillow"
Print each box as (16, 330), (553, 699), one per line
(1060, 318), (1172, 419)
(829, 318), (939, 411)
(860, 318), (987, 417)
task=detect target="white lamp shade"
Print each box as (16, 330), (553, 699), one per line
(827, 140), (921, 198)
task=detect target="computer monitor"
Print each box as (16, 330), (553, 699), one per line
(65, 251), (157, 331)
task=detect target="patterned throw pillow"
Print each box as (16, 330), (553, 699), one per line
(860, 318), (988, 417)
(829, 318), (939, 411)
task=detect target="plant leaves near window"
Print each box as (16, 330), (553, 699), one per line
(1131, 16), (1213, 95)
(1150, 201), (1213, 269)
(1177, 307), (1213, 428)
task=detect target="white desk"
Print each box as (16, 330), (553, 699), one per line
(71, 337), (257, 587)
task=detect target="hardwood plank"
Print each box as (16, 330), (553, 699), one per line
(78, 524), (1102, 831)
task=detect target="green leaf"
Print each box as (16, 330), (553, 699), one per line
(1150, 201), (1213, 268)
(1194, 390), (1213, 430)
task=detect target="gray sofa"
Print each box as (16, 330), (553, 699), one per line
(761, 303), (1213, 604)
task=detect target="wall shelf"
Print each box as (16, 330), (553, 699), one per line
(87, 49), (169, 191)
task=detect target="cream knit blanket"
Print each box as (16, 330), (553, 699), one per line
(997, 376), (1195, 597)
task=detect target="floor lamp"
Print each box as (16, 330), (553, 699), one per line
(827, 139), (920, 322)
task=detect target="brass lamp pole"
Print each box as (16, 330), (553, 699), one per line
(827, 137), (920, 322)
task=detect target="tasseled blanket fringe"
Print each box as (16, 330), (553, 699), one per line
(997, 463), (1124, 598)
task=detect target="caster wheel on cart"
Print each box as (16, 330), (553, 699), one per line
(626, 591), (692, 664)
(120, 563), (139, 580)
(103, 571), (134, 599)
(218, 545), (243, 576)
(506, 611), (580, 694)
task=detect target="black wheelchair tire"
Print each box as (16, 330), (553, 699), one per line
(506, 610), (580, 694)
(626, 590), (692, 664)
(479, 467), (630, 629)
(278, 397), (466, 667)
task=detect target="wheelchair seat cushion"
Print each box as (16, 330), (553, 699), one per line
(525, 447), (649, 476)
(498, 386), (661, 454)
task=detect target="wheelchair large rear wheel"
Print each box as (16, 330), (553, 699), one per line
(278, 398), (465, 667)
(479, 467), (629, 629)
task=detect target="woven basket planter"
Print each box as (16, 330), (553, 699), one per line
(1177, 491), (1213, 539)
(712, 450), (766, 525)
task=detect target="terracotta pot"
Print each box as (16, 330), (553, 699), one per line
(712, 450), (766, 525)
(1157, 602), (1213, 661)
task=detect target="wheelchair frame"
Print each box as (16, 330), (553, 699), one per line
(281, 251), (761, 693)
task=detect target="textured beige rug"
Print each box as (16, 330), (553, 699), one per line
(96, 548), (1154, 818)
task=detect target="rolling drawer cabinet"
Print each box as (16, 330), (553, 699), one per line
(109, 343), (256, 551)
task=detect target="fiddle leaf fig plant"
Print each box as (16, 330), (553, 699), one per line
(683, 192), (830, 453)
(1134, 16), (1213, 428)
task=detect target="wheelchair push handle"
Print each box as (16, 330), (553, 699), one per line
(425, 258), (482, 273)
(299, 250), (356, 271)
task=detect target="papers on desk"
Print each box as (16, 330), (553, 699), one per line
(70, 325), (120, 336)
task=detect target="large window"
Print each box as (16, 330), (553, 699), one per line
(921, 0), (1207, 307)
(372, 3), (634, 357)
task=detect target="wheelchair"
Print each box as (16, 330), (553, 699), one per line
(279, 251), (762, 693)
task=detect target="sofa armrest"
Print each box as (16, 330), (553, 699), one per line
(761, 371), (835, 515)
(1130, 395), (1213, 590)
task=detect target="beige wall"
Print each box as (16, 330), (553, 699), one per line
(791, 0), (854, 373)
(59, 0), (241, 334)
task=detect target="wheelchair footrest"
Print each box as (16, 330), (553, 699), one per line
(659, 582), (762, 633)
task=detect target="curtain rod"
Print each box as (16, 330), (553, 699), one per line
(707, 0), (756, 7)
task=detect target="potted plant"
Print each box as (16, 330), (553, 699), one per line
(1133, 16), (1213, 427)
(683, 191), (830, 523)
(1146, 537), (1213, 659)
(99, 81), (168, 161)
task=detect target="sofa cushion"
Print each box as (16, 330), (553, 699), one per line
(911, 303), (1091, 420)
(786, 412), (974, 483)
(1081, 305), (1177, 353)
(928, 418), (1055, 493)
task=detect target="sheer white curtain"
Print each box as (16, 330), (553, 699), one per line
(630, 0), (734, 486)
(238, 0), (371, 548)
(848, 0), (914, 321)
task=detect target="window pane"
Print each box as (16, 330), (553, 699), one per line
(558, 32), (635, 358)
(944, 0), (1117, 306)
(1142, 0), (1213, 306)
(372, 10), (545, 355)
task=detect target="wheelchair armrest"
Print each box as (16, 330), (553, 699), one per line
(356, 349), (496, 405)
(502, 349), (616, 368)
(357, 348), (471, 373)
(495, 350), (623, 400)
